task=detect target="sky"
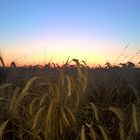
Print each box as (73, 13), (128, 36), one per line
(0, 0), (140, 66)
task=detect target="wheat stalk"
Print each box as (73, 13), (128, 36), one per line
(81, 125), (86, 140)
(0, 120), (9, 139)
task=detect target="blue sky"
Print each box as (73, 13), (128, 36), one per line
(0, 0), (140, 65)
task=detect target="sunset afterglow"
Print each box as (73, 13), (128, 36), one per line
(0, 0), (140, 66)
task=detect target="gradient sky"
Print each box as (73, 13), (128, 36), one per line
(0, 0), (140, 66)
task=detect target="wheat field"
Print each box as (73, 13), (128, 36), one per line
(0, 59), (140, 140)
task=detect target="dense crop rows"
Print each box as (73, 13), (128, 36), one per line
(0, 61), (140, 140)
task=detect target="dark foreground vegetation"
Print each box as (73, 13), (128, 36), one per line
(0, 59), (140, 140)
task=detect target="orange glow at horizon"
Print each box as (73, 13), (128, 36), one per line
(1, 38), (140, 67)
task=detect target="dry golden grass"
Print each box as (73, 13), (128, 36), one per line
(0, 60), (140, 139)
